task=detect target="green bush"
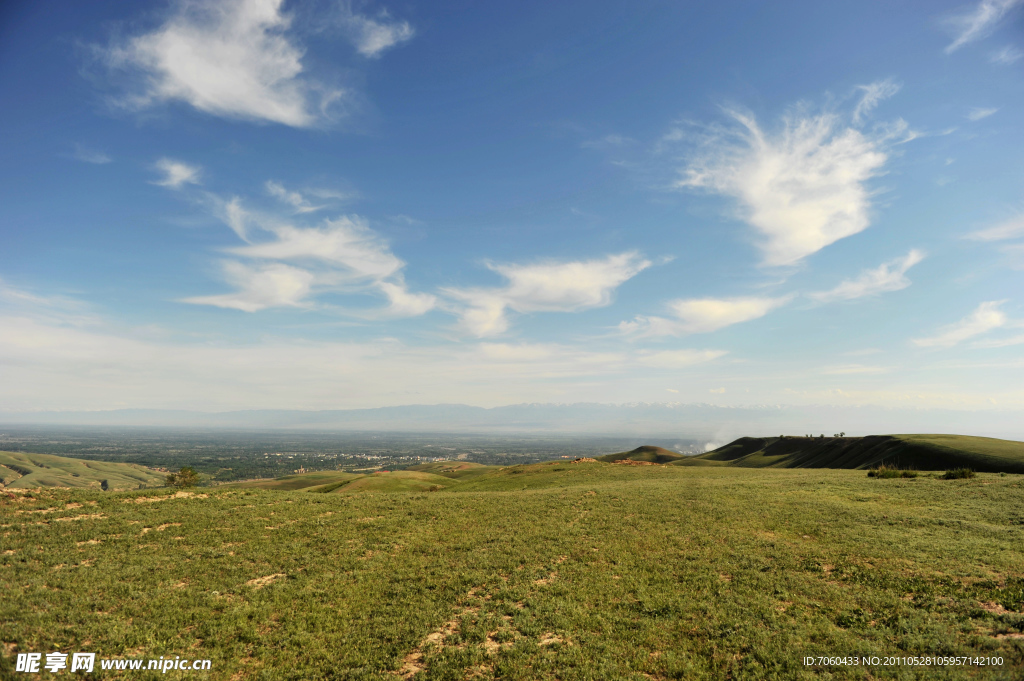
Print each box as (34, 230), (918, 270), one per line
(942, 468), (976, 480)
(166, 465), (201, 488)
(867, 465), (917, 479)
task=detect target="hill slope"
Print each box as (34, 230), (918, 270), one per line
(689, 434), (1024, 473)
(597, 445), (684, 464)
(0, 450), (166, 490)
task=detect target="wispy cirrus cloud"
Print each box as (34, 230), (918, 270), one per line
(169, 182), (434, 315)
(990, 45), (1024, 64)
(810, 249), (925, 303)
(966, 213), (1024, 241)
(72, 144), (112, 164)
(852, 78), (901, 124)
(912, 301), (1007, 348)
(635, 348), (728, 368)
(968, 107), (999, 121)
(340, 3), (415, 58)
(265, 181), (324, 213)
(944, 0), (1023, 54)
(152, 158), (201, 189)
(444, 253), (651, 337)
(621, 295), (790, 337)
(675, 89), (903, 266)
(181, 261), (314, 312)
(105, 0), (340, 127)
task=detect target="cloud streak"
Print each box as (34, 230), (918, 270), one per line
(913, 301), (1007, 348)
(152, 158), (201, 188)
(444, 253), (651, 337)
(341, 4), (415, 58)
(183, 190), (434, 316)
(852, 78), (901, 124)
(810, 249), (925, 303)
(944, 0), (1023, 54)
(966, 213), (1024, 241)
(621, 295), (790, 337)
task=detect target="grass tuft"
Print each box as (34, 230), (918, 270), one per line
(942, 467), (976, 479)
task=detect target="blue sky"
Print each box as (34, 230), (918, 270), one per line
(1, 0), (1022, 414)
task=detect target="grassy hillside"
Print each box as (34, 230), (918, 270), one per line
(223, 470), (363, 491)
(691, 434), (1024, 473)
(596, 445), (683, 464)
(0, 450), (166, 491)
(3, 462), (1022, 679)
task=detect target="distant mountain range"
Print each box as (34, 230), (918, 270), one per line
(2, 403), (1021, 441)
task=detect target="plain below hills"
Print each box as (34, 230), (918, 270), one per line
(227, 461), (502, 494)
(0, 450), (166, 491)
(683, 434), (1024, 474)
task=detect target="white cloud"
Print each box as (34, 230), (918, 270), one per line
(944, 0), (1023, 54)
(852, 78), (901, 124)
(378, 280), (437, 317)
(180, 261), (315, 312)
(621, 295), (789, 337)
(184, 188), (434, 316)
(229, 217), (404, 282)
(152, 158), (201, 189)
(444, 253), (651, 337)
(635, 349), (728, 368)
(810, 249), (925, 303)
(108, 0), (336, 127)
(968, 107), (999, 121)
(966, 213), (1024, 241)
(73, 144), (112, 164)
(913, 301), (1007, 348)
(677, 107), (892, 266)
(341, 4), (414, 58)
(265, 181), (323, 213)
(990, 45), (1024, 63)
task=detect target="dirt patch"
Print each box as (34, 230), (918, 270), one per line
(76, 539), (101, 546)
(246, 573), (286, 589)
(613, 459), (659, 466)
(980, 602), (1013, 615)
(54, 514), (105, 522)
(534, 571), (557, 586)
(571, 458), (598, 463)
(996, 633), (1024, 640)
(539, 633), (564, 646)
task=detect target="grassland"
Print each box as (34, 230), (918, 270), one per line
(0, 451), (166, 491)
(3, 460), (1023, 679)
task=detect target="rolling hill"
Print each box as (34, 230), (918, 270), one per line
(0, 450), (166, 490)
(688, 434), (1024, 473)
(596, 445), (684, 464)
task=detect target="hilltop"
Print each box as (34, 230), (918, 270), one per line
(690, 434), (1024, 473)
(0, 450), (166, 491)
(596, 445), (684, 464)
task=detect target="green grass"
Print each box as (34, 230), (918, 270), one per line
(3, 460), (1022, 679)
(0, 450), (166, 491)
(223, 470), (363, 491)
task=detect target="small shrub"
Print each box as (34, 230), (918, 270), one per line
(166, 466), (200, 488)
(867, 465), (917, 479)
(942, 468), (975, 480)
